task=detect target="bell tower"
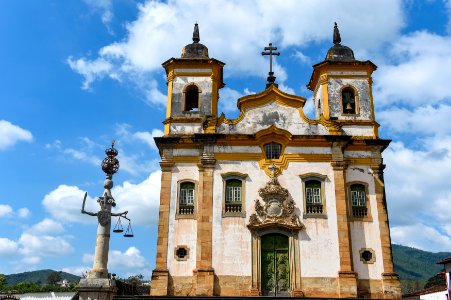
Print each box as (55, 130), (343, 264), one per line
(162, 23), (225, 135)
(307, 23), (378, 136)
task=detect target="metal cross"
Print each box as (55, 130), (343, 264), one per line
(262, 43), (280, 86)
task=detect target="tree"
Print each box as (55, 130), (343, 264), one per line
(0, 274), (7, 290)
(47, 271), (62, 285)
(126, 274), (144, 286)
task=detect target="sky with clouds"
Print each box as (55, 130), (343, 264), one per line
(1, 0), (451, 278)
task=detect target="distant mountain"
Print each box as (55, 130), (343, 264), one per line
(392, 244), (451, 282)
(5, 269), (80, 286)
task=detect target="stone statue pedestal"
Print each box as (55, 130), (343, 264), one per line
(78, 278), (117, 300)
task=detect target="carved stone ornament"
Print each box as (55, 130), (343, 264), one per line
(248, 177), (304, 231)
(97, 209), (111, 226)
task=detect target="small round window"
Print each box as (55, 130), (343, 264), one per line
(174, 245), (189, 261)
(359, 248), (375, 264)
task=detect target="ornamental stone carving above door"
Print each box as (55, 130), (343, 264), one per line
(247, 175), (303, 231)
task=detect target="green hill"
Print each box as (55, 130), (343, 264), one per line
(392, 244), (450, 281)
(5, 269), (80, 286)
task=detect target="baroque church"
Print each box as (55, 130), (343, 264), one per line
(149, 23), (402, 298)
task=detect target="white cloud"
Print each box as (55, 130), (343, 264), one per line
(391, 224), (451, 252)
(219, 87), (242, 115)
(42, 170), (161, 226)
(374, 31), (451, 106)
(0, 204), (13, 218)
(20, 256), (41, 265)
(82, 253), (94, 265)
(17, 208), (30, 219)
(113, 170), (161, 226)
(67, 57), (114, 90)
(26, 218), (65, 235)
(133, 128), (163, 151)
(43, 185), (97, 224)
(70, 0), (404, 101)
(62, 266), (90, 277)
(0, 238), (18, 256)
(108, 247), (149, 277)
(379, 104), (451, 135)
(0, 120), (33, 150)
(384, 139), (451, 230)
(19, 233), (73, 257)
(64, 148), (101, 166)
(84, 0), (113, 29)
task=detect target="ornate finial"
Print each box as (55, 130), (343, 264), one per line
(193, 22), (200, 43)
(101, 141), (120, 176)
(333, 22), (341, 45)
(261, 42), (281, 88)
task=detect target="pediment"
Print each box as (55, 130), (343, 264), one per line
(237, 84), (306, 111)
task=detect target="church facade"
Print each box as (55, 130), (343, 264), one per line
(150, 23), (401, 298)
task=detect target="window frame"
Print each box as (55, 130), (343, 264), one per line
(176, 180), (197, 219)
(174, 245), (190, 261)
(264, 142), (282, 159)
(182, 83), (202, 112)
(300, 173), (328, 219)
(221, 172), (247, 218)
(347, 181), (372, 221)
(340, 85), (359, 116)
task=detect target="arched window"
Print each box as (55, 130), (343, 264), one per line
(350, 183), (367, 217)
(178, 182), (195, 215)
(342, 87), (356, 114)
(184, 85), (199, 111)
(264, 142), (282, 159)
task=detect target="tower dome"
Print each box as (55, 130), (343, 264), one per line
(325, 22), (355, 61)
(181, 23), (209, 58)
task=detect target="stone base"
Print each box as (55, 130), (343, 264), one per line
(78, 278), (117, 300)
(150, 269), (169, 296)
(193, 268), (215, 296)
(381, 272), (402, 299)
(338, 271), (358, 298)
(249, 288), (261, 296)
(291, 289), (305, 297)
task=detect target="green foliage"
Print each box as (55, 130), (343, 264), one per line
(392, 244), (451, 294)
(392, 244), (450, 281)
(47, 271), (62, 285)
(5, 269), (80, 286)
(0, 274), (6, 289)
(126, 274), (144, 286)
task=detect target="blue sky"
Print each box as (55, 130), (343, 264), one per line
(1, 0), (451, 278)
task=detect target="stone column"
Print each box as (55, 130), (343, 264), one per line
(331, 142), (357, 298)
(250, 233), (261, 296)
(370, 146), (401, 299)
(194, 141), (216, 296)
(150, 149), (174, 296)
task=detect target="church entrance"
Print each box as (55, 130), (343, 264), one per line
(261, 233), (290, 296)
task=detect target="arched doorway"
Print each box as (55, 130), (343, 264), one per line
(261, 233), (290, 296)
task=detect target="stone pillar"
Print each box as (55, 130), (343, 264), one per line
(289, 233), (303, 297)
(331, 142), (357, 298)
(150, 155), (174, 296)
(250, 233), (261, 296)
(194, 142), (216, 296)
(370, 146), (401, 299)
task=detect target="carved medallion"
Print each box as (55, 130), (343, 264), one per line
(248, 177), (303, 231)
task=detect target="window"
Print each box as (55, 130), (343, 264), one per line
(359, 248), (376, 264)
(305, 180), (322, 214)
(300, 174), (327, 218)
(350, 183), (367, 218)
(222, 173), (247, 217)
(174, 245), (190, 261)
(342, 87), (356, 114)
(264, 142), (282, 159)
(184, 84), (199, 111)
(178, 181), (195, 216)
